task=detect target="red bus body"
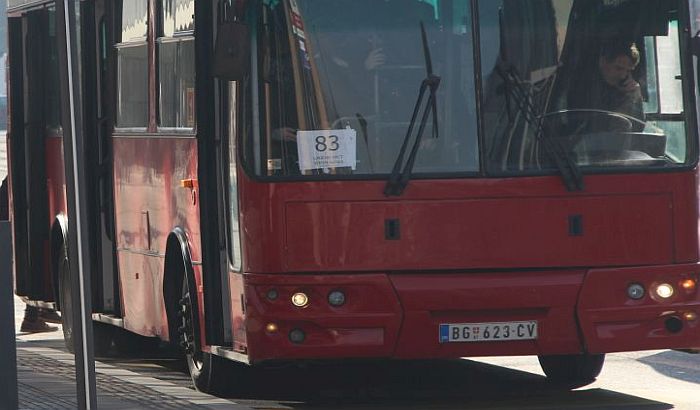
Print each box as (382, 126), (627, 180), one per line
(233, 172), (700, 361)
(7, 0), (700, 391)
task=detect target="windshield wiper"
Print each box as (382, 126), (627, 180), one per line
(494, 7), (582, 191)
(384, 22), (441, 197)
(496, 65), (584, 191)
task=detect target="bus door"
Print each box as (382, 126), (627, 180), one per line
(217, 3), (246, 352)
(9, 9), (53, 301)
(79, 0), (119, 314)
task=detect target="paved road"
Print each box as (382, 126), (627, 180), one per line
(15, 292), (700, 410)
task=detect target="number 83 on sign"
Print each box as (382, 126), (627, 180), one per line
(296, 127), (357, 172)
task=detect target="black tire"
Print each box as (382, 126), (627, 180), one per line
(57, 244), (75, 353)
(58, 241), (157, 357)
(179, 274), (226, 393)
(538, 353), (605, 387)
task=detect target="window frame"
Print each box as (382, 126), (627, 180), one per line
(475, 0), (698, 177)
(236, 0), (700, 183)
(155, 0), (196, 133)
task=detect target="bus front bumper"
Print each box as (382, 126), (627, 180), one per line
(576, 264), (700, 354)
(242, 265), (700, 363)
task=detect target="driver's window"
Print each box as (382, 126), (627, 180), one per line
(643, 19), (686, 163)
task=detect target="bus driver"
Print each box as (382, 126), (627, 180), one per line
(569, 40), (645, 131)
(595, 41), (644, 123)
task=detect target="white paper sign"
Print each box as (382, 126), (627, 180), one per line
(296, 128), (357, 171)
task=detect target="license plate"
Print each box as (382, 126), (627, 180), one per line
(439, 321), (538, 343)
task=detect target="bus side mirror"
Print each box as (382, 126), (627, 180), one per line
(692, 32), (700, 57)
(213, 21), (250, 81)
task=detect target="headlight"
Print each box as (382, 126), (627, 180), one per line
(654, 283), (674, 299)
(291, 292), (309, 307)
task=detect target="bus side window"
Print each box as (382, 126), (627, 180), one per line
(115, 0), (149, 129)
(643, 20), (686, 163)
(158, 0), (196, 129)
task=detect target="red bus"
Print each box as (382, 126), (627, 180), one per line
(8, 0), (700, 393)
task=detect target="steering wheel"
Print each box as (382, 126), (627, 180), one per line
(538, 109), (669, 165)
(539, 108), (645, 135)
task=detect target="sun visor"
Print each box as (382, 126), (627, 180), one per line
(595, 0), (674, 37)
(633, 0), (674, 37)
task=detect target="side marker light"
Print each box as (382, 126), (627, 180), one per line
(266, 289), (279, 301)
(627, 283), (645, 300)
(328, 290), (346, 307)
(683, 312), (698, 322)
(289, 328), (306, 344)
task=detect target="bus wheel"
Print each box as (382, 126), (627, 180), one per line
(57, 244), (75, 353)
(538, 353), (605, 387)
(179, 275), (224, 393)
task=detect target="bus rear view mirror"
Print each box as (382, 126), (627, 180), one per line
(213, 21), (250, 81)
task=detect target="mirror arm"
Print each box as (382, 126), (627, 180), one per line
(691, 31), (700, 57)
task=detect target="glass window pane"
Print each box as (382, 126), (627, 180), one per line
(479, 0), (688, 172)
(162, 0), (195, 37)
(116, 43), (148, 128)
(228, 85), (242, 271)
(642, 37), (658, 114)
(251, 0), (478, 177)
(158, 37), (195, 128)
(121, 0), (148, 41)
(657, 21), (682, 114)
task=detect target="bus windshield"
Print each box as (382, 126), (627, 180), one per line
(248, 0), (693, 179)
(250, 0), (479, 177)
(481, 0), (692, 174)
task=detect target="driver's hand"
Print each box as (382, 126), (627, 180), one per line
(618, 77), (640, 94)
(364, 48), (386, 71)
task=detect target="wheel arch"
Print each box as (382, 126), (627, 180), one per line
(163, 227), (198, 346)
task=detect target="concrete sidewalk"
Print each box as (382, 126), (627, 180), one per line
(13, 296), (252, 410)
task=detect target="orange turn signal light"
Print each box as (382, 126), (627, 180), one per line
(180, 178), (198, 189)
(681, 279), (697, 291)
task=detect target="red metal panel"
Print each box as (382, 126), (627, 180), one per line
(233, 171), (699, 358)
(284, 194), (674, 271)
(577, 264), (700, 353)
(45, 134), (66, 220)
(241, 271), (585, 362)
(239, 172), (698, 274)
(243, 273), (402, 363)
(112, 137), (200, 259)
(112, 136), (200, 337)
(228, 271), (247, 352)
(118, 250), (166, 337)
(389, 271), (585, 358)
